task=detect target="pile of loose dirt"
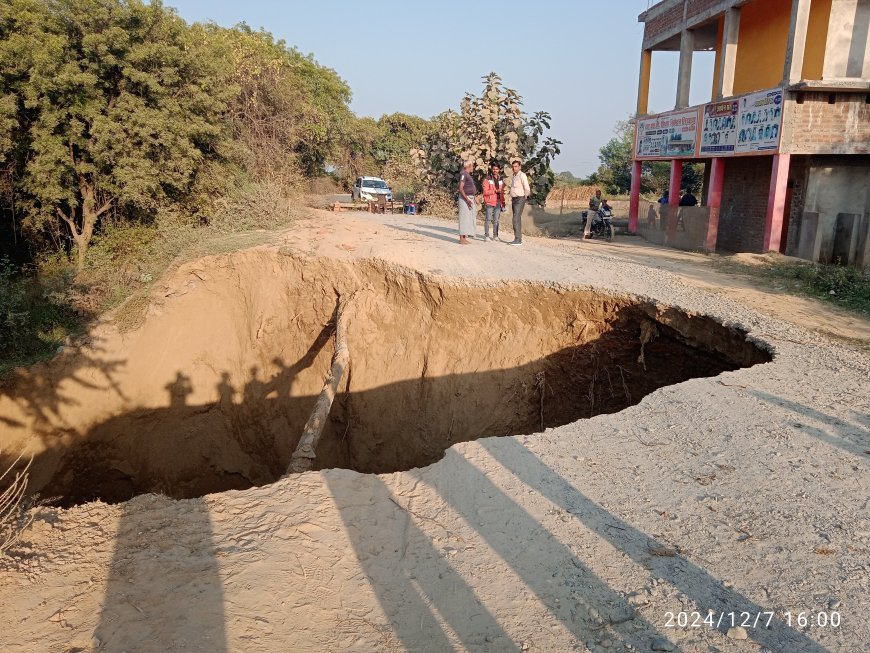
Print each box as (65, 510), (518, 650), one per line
(0, 250), (769, 506)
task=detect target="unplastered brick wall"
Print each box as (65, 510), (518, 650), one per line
(644, 0), (731, 44)
(644, 3), (686, 42)
(687, 0), (727, 20)
(784, 93), (870, 154)
(717, 156), (773, 253)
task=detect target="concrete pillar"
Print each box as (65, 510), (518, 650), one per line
(783, 0), (812, 84)
(629, 159), (642, 233)
(669, 160), (683, 205)
(716, 8), (741, 98)
(676, 30), (695, 109)
(823, 0), (870, 79)
(666, 160), (683, 244)
(637, 50), (652, 116)
(763, 154), (791, 252)
(705, 158), (726, 251)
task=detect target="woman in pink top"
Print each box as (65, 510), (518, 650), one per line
(481, 161), (505, 241)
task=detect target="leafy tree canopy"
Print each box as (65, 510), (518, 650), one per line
(412, 73), (561, 206)
(0, 0), (354, 268)
(2, 0), (234, 266)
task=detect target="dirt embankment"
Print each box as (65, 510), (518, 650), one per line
(0, 249), (769, 506)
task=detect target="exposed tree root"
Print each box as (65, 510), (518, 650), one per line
(1, 451), (34, 556)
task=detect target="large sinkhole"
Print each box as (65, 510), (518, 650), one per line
(7, 255), (771, 506)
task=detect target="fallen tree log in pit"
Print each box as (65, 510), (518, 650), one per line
(286, 295), (352, 474)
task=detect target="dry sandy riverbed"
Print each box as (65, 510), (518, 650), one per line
(1, 209), (868, 653)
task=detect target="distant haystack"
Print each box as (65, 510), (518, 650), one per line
(545, 185), (598, 210)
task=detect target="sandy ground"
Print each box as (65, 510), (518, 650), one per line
(1, 209), (869, 653)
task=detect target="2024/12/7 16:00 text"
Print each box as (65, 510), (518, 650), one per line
(663, 611), (842, 629)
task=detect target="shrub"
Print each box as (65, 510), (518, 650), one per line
(0, 258), (81, 375)
(771, 261), (870, 313)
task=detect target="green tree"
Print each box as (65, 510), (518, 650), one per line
(333, 115), (381, 184)
(330, 112), (435, 191)
(645, 161), (672, 197)
(413, 73), (561, 206)
(680, 161), (704, 195)
(643, 160), (704, 198)
(374, 113), (434, 165)
(554, 171), (584, 186)
(207, 23), (352, 184)
(286, 47), (352, 176)
(373, 113), (435, 194)
(2, 0), (233, 268)
(588, 120), (634, 194)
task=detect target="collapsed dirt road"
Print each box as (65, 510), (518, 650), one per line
(1, 210), (868, 653)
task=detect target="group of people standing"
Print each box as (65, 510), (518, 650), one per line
(457, 159), (530, 246)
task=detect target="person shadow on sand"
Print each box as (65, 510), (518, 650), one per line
(93, 494), (228, 652)
(164, 372), (193, 408)
(93, 373), (228, 652)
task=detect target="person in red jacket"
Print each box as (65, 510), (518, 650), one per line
(481, 161), (506, 242)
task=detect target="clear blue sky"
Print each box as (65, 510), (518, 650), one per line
(167, 0), (715, 176)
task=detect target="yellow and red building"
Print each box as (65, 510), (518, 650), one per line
(628, 0), (870, 268)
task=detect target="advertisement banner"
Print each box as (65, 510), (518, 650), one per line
(635, 109), (699, 159)
(700, 99), (739, 155)
(735, 89), (783, 153)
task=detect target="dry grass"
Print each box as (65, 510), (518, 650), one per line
(112, 292), (153, 335)
(417, 187), (456, 217)
(112, 230), (278, 334)
(90, 182), (303, 333)
(308, 176), (342, 195)
(545, 185), (608, 211)
(547, 185), (598, 202)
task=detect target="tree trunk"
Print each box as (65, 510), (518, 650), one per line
(74, 236), (88, 270)
(74, 206), (97, 271)
(59, 181), (110, 270)
(286, 295), (353, 475)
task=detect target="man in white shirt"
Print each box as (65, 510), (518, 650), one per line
(509, 159), (530, 246)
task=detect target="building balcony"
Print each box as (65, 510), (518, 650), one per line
(637, 0), (870, 117)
